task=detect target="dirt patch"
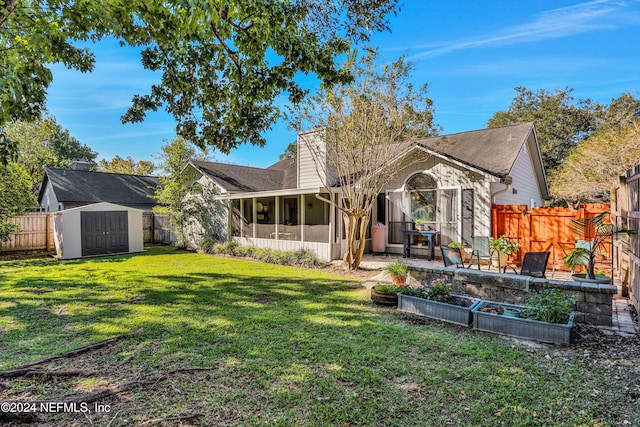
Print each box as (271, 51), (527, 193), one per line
(0, 251), (52, 262)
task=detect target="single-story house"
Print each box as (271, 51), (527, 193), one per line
(38, 161), (160, 212)
(183, 122), (549, 262)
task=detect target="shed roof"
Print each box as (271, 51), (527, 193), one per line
(38, 168), (160, 206)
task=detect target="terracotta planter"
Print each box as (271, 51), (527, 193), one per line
(371, 288), (399, 307)
(390, 274), (407, 285)
(491, 251), (508, 268)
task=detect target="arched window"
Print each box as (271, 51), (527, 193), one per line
(406, 174), (437, 191)
(406, 173), (438, 223)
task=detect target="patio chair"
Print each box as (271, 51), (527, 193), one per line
(504, 251), (550, 278)
(441, 246), (467, 268)
(468, 236), (492, 270)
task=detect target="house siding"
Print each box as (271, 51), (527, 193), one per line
(494, 143), (543, 207)
(40, 181), (60, 212)
(380, 156), (493, 241)
(298, 131), (327, 188)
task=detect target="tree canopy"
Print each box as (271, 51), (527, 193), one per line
(290, 52), (439, 269)
(279, 141), (297, 160)
(0, 162), (36, 241)
(550, 120), (640, 206)
(487, 88), (640, 176)
(2, 116), (97, 187)
(153, 137), (211, 247)
(98, 155), (155, 176)
(1, 0), (399, 162)
(487, 87), (598, 172)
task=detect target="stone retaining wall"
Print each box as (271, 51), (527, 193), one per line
(409, 265), (617, 326)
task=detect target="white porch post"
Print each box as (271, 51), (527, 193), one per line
(239, 199), (244, 238)
(252, 197), (257, 238)
(329, 193), (336, 244)
(275, 196), (280, 240)
(301, 194), (306, 242)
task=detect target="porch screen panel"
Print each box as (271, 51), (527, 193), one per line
(242, 200), (254, 237)
(304, 193), (330, 242)
(439, 189), (458, 246)
(231, 200), (241, 237)
(387, 192), (406, 244)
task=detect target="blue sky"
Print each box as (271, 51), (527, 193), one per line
(45, 0), (640, 169)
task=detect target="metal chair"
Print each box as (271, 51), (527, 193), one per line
(441, 246), (467, 268)
(504, 251), (550, 278)
(468, 236), (492, 270)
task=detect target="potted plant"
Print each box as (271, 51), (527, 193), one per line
(473, 287), (575, 344)
(414, 218), (426, 231)
(565, 212), (635, 283)
(371, 283), (409, 307)
(384, 259), (410, 284)
(398, 278), (481, 326)
(447, 241), (466, 262)
(489, 236), (519, 268)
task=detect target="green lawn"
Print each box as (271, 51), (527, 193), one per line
(0, 247), (633, 426)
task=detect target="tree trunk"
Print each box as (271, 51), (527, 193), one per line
(587, 259), (596, 280)
(352, 215), (370, 269)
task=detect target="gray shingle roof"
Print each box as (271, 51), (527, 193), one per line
(39, 168), (160, 206)
(191, 123), (538, 193)
(417, 122), (535, 177)
(191, 159), (297, 192)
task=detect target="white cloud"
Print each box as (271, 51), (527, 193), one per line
(409, 0), (640, 60)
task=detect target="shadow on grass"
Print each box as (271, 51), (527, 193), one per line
(0, 247), (390, 369)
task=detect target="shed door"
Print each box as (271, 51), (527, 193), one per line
(81, 211), (129, 256)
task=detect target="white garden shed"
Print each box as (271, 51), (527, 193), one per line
(53, 202), (144, 259)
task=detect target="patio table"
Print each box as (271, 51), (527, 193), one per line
(401, 230), (439, 261)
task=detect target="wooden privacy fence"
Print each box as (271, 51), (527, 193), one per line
(0, 212), (55, 252)
(142, 212), (175, 245)
(613, 165), (640, 311)
(1, 212), (174, 253)
(492, 204), (611, 269)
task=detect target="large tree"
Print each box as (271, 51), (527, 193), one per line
(290, 52), (439, 270)
(153, 137), (213, 248)
(98, 155), (155, 176)
(487, 87), (598, 172)
(1, 0), (399, 161)
(550, 120), (640, 206)
(2, 116), (97, 187)
(0, 162), (36, 241)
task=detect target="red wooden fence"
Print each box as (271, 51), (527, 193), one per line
(492, 204), (611, 270)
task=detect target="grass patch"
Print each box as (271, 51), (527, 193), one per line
(0, 246), (633, 426)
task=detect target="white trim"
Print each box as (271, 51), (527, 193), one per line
(215, 187), (337, 200)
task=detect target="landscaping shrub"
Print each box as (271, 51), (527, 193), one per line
(522, 287), (575, 324)
(208, 242), (321, 268)
(293, 248), (321, 268)
(199, 236), (218, 254)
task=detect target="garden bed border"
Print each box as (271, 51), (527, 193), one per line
(408, 265), (617, 326)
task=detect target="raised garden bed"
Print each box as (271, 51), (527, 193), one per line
(472, 300), (574, 345)
(398, 293), (482, 327)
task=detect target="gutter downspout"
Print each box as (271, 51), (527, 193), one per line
(490, 175), (513, 237)
(491, 175), (513, 204)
